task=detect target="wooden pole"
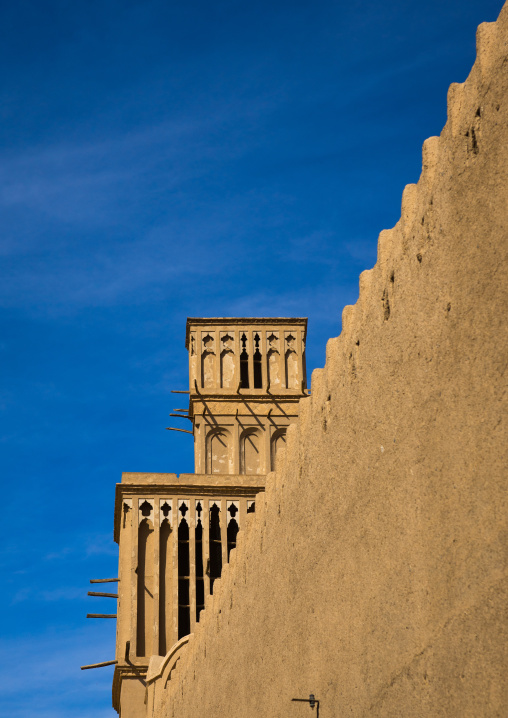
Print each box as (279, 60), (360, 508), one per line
(81, 660), (117, 670)
(88, 591), (119, 598)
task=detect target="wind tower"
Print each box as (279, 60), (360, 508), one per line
(109, 318), (307, 718)
(187, 318), (308, 474)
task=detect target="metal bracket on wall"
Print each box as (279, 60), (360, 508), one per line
(292, 695), (320, 717)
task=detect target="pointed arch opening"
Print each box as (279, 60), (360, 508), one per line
(253, 333), (262, 388)
(240, 427), (261, 475)
(270, 428), (287, 472)
(177, 516), (190, 639)
(285, 349), (298, 389)
(240, 333), (249, 388)
(136, 518), (154, 657)
(158, 518), (172, 655)
(209, 503), (222, 594)
(206, 428), (231, 474)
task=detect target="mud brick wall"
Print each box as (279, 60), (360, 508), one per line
(152, 6), (508, 717)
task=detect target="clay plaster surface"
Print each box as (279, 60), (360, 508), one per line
(149, 6), (508, 717)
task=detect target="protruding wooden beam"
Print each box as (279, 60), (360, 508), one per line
(171, 390), (190, 394)
(87, 614), (117, 618)
(88, 591), (119, 598)
(165, 427), (193, 435)
(81, 660), (117, 670)
(169, 414), (192, 420)
(90, 578), (119, 584)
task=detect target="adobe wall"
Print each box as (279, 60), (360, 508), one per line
(154, 6), (508, 717)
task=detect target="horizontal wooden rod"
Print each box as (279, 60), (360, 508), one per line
(165, 427), (193, 435)
(90, 578), (119, 584)
(87, 614), (117, 618)
(88, 591), (118, 598)
(81, 660), (117, 670)
(169, 414), (192, 420)
(171, 390), (190, 394)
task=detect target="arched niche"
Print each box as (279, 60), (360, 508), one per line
(270, 428), (287, 471)
(285, 349), (298, 389)
(201, 350), (216, 389)
(240, 427), (262, 475)
(206, 428), (232, 474)
(220, 349), (235, 389)
(267, 348), (280, 388)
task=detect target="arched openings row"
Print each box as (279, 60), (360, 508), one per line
(197, 330), (302, 390)
(206, 427), (265, 475)
(136, 497), (252, 649)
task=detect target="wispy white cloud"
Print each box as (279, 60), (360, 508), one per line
(0, 92), (285, 314)
(0, 626), (117, 717)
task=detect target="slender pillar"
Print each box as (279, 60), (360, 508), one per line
(219, 498), (228, 570)
(247, 331), (254, 390)
(171, 496), (179, 645)
(130, 498), (140, 657)
(202, 500), (211, 598)
(297, 328), (304, 391)
(189, 498), (196, 635)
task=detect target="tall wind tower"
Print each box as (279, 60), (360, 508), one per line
(187, 318), (307, 474)
(109, 318), (307, 717)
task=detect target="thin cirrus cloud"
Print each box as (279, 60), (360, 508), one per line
(0, 626), (116, 718)
(0, 108), (299, 313)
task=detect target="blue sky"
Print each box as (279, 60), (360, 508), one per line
(0, 0), (503, 715)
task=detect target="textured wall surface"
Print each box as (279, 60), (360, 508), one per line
(153, 6), (508, 717)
